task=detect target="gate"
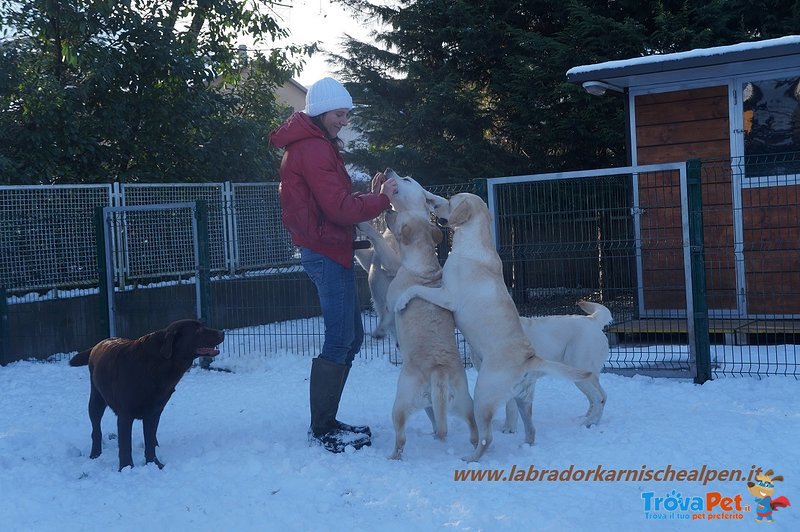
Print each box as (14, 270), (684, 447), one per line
(95, 202), (211, 339)
(485, 162), (710, 380)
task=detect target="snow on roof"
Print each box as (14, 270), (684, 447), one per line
(566, 35), (800, 78)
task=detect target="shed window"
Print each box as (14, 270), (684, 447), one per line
(742, 77), (800, 178)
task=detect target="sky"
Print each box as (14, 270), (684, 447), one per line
(1, 313), (799, 531)
(265, 0), (381, 87)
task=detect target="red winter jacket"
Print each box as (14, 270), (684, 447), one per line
(269, 112), (390, 267)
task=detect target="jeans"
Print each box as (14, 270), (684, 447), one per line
(300, 247), (364, 365)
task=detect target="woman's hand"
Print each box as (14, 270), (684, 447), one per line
(379, 177), (397, 201)
(372, 172), (397, 201)
(371, 172), (386, 193)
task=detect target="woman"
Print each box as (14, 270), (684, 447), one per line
(270, 77), (396, 453)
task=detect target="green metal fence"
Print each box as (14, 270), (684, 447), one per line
(486, 156), (799, 379)
(1, 159), (798, 379)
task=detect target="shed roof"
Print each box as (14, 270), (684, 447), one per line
(566, 35), (800, 90)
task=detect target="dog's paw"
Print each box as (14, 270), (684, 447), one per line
(393, 292), (413, 313)
(462, 441), (488, 462)
(582, 416), (601, 428)
(357, 222), (379, 239)
(146, 457), (165, 469)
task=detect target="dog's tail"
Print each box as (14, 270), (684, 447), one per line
(577, 301), (613, 329)
(528, 357), (592, 382)
(430, 370), (450, 439)
(69, 349), (91, 367)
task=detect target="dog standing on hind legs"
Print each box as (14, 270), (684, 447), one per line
(394, 193), (593, 462)
(354, 213), (401, 340)
(359, 170), (478, 459)
(376, 213), (477, 459)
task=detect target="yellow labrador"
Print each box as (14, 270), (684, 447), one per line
(356, 171), (432, 345)
(355, 168), (442, 339)
(384, 212), (478, 459)
(471, 301), (612, 434)
(362, 170), (477, 459)
(394, 193), (592, 462)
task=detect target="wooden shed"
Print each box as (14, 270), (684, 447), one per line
(567, 36), (800, 319)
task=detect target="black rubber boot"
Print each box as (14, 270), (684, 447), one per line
(309, 357), (371, 453)
(335, 364), (372, 437)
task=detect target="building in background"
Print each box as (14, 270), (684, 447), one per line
(568, 35), (800, 318)
(274, 78), (307, 113)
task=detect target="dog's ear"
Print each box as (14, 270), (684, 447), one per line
(160, 329), (176, 359)
(447, 196), (471, 226)
(424, 191), (447, 212)
(385, 210), (398, 233)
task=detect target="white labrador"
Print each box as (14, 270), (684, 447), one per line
(355, 216), (400, 339)
(394, 193), (592, 462)
(360, 170), (477, 459)
(471, 301), (612, 434)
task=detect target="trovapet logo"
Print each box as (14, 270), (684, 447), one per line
(641, 466), (792, 523)
(641, 490), (749, 522)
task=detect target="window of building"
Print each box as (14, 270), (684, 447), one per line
(742, 76), (800, 179)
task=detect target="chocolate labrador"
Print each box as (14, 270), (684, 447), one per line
(70, 319), (224, 471)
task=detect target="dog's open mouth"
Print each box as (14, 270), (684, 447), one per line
(196, 347), (221, 357)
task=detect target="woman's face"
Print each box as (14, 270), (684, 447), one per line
(320, 109), (349, 138)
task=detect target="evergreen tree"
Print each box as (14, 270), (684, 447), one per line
(332, 0), (800, 184)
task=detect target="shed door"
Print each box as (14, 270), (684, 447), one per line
(634, 86), (738, 316)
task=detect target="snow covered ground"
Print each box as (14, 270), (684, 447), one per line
(1, 317), (798, 531)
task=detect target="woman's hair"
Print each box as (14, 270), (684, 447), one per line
(310, 113), (345, 151)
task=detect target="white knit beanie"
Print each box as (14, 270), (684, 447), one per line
(304, 77), (353, 117)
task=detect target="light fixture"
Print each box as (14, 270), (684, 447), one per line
(582, 81), (624, 96)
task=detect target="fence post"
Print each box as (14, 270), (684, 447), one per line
(0, 287), (8, 366)
(222, 182), (237, 274)
(687, 159), (712, 384)
(196, 201), (212, 324)
(94, 207), (111, 338)
(195, 201), (214, 369)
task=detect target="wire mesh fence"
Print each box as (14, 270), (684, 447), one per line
(229, 183), (295, 270)
(705, 154), (800, 377)
(121, 183), (229, 273)
(1, 159), (798, 378)
(0, 184), (112, 293)
(98, 203), (204, 341)
(488, 165), (694, 377)
(488, 157), (799, 378)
